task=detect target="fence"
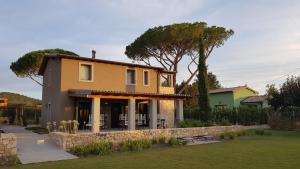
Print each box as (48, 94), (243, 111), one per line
(0, 106), (41, 125)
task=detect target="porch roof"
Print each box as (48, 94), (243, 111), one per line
(68, 89), (191, 100)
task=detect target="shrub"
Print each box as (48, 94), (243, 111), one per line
(228, 134), (235, 140)
(158, 137), (166, 144)
(89, 141), (113, 155)
(70, 145), (90, 157)
(219, 134), (225, 140)
(151, 137), (159, 144)
(220, 119), (232, 126)
(168, 137), (179, 146)
(121, 139), (152, 152)
(223, 132), (236, 140)
(236, 130), (247, 137)
(184, 107), (269, 126)
(70, 140), (113, 156)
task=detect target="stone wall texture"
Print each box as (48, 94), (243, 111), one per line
(0, 133), (17, 165)
(50, 125), (269, 151)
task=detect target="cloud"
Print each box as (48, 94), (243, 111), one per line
(0, 0), (300, 98)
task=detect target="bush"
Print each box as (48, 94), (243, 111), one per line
(221, 132), (236, 140)
(236, 130), (247, 137)
(220, 119), (232, 126)
(151, 138), (158, 144)
(89, 141), (113, 155)
(168, 137), (187, 146)
(219, 129), (271, 141)
(219, 134), (225, 140)
(121, 139), (152, 152)
(158, 137), (166, 144)
(70, 145), (90, 157)
(168, 137), (179, 146)
(70, 140), (113, 157)
(184, 107), (269, 126)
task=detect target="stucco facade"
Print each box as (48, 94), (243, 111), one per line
(39, 54), (188, 132)
(209, 86), (260, 109)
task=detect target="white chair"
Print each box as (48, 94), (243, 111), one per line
(137, 114), (143, 126)
(142, 114), (147, 125)
(124, 114), (128, 126)
(160, 115), (168, 128)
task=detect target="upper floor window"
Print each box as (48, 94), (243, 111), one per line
(79, 63), (93, 81)
(143, 70), (149, 86)
(160, 74), (172, 87)
(127, 68), (136, 85)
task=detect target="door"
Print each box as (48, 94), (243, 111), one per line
(78, 101), (91, 129)
(111, 103), (122, 128)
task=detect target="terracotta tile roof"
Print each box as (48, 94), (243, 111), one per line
(209, 86), (258, 94)
(241, 95), (268, 103)
(38, 54), (176, 75)
(68, 89), (191, 99)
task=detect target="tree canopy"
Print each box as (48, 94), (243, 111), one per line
(10, 48), (78, 86)
(125, 22), (233, 93)
(176, 72), (221, 110)
(266, 76), (300, 109)
(197, 36), (210, 120)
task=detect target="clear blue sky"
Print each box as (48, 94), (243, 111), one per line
(0, 0), (299, 99)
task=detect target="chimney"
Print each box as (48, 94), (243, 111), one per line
(92, 50), (96, 59)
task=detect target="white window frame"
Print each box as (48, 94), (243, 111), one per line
(78, 62), (94, 82)
(126, 68), (137, 85)
(143, 70), (150, 86)
(160, 73), (173, 87)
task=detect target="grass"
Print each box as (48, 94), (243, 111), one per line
(25, 127), (48, 134)
(5, 130), (300, 169)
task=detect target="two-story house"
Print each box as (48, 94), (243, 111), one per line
(38, 53), (189, 132)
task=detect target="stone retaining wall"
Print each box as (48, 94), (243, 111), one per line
(50, 125), (269, 150)
(0, 133), (17, 165)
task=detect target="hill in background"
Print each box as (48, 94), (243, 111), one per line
(0, 92), (41, 107)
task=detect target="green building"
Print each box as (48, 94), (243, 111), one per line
(209, 86), (269, 110)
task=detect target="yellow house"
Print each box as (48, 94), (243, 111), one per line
(38, 53), (189, 132)
(0, 98), (8, 108)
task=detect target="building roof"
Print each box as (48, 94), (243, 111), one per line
(38, 54), (176, 75)
(241, 95), (268, 103)
(68, 89), (191, 100)
(209, 86), (258, 94)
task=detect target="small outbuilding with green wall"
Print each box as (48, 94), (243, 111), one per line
(209, 85), (269, 109)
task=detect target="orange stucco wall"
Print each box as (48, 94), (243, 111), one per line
(41, 57), (176, 127)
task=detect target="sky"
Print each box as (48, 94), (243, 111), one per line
(0, 0), (299, 99)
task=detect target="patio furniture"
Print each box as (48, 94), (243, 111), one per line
(142, 114), (147, 125)
(137, 114), (143, 126)
(86, 123), (92, 130)
(160, 115), (168, 128)
(100, 113), (108, 129)
(119, 114), (128, 129)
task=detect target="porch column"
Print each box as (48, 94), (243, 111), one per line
(91, 98), (100, 133)
(176, 100), (184, 121)
(149, 99), (158, 129)
(128, 98), (136, 130)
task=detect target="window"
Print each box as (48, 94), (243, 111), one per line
(127, 69), (136, 85)
(160, 74), (172, 87)
(143, 70), (149, 86)
(79, 63), (93, 81)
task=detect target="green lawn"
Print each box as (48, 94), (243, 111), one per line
(6, 130), (300, 169)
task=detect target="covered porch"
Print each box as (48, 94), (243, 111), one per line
(69, 90), (189, 133)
